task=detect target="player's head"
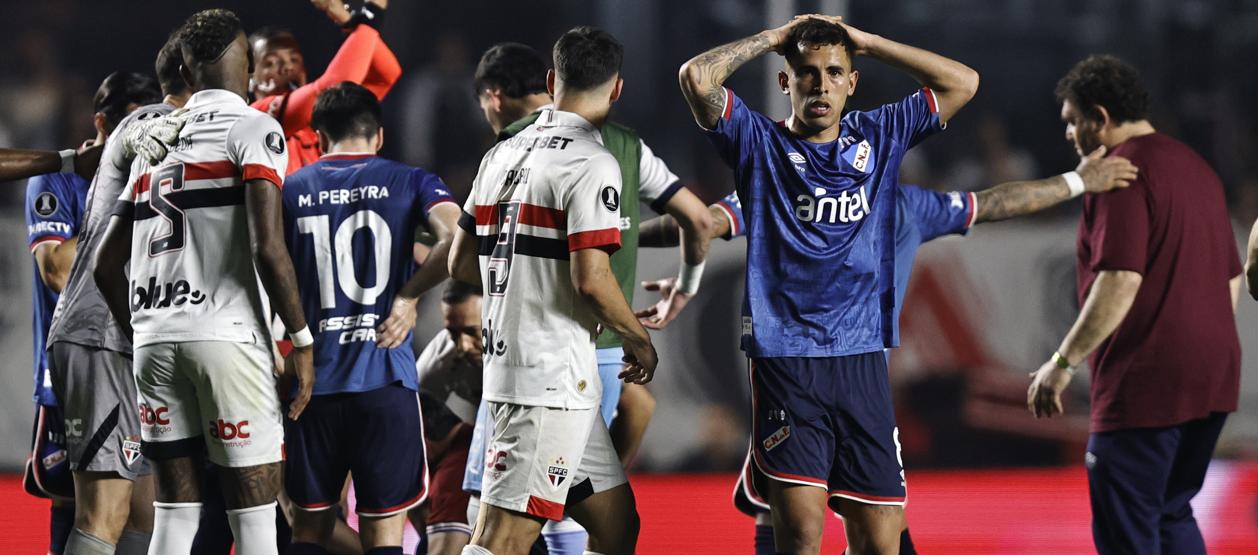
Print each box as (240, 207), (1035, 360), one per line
(778, 18), (857, 135)
(92, 72), (161, 138)
(178, 9), (251, 99)
(249, 27), (306, 97)
(474, 42), (550, 134)
(441, 281), (483, 366)
(1055, 55), (1151, 156)
(311, 82), (384, 154)
(156, 29), (190, 99)
(549, 26), (624, 121)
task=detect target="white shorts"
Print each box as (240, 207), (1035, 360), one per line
(480, 402), (626, 521)
(133, 338), (282, 468)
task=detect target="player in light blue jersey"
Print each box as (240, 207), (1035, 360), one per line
(640, 149), (1138, 554)
(679, 14), (980, 554)
(280, 82), (460, 555)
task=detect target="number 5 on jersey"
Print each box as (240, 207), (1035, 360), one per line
(488, 201), (520, 297)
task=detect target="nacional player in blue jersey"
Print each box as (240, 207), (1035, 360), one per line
(280, 83), (460, 554)
(679, 14), (980, 553)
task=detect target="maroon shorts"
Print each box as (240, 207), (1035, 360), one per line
(425, 422), (474, 535)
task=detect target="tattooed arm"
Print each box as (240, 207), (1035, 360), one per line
(679, 18), (806, 129)
(975, 147), (1138, 224)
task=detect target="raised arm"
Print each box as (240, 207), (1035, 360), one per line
(679, 19), (801, 129)
(0, 145), (101, 182)
(377, 203), (461, 348)
(974, 147), (1138, 224)
(821, 16), (978, 123)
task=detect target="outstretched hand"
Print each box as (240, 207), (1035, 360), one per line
(1076, 146), (1139, 193)
(634, 277), (693, 330)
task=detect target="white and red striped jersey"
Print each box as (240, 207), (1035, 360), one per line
(115, 89), (288, 347)
(459, 108), (622, 409)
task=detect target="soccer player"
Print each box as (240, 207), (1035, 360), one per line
(640, 149), (1138, 555)
(36, 68), (170, 555)
(679, 15), (978, 554)
(413, 281), (484, 554)
(93, 10), (314, 555)
(466, 39), (712, 553)
(280, 81), (460, 555)
(448, 26), (658, 555)
(1028, 55), (1241, 555)
(25, 71), (158, 555)
(251, 0), (401, 173)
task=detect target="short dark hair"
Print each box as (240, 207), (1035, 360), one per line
(248, 26), (301, 56)
(474, 42), (548, 98)
(311, 82), (382, 142)
(155, 29), (188, 97)
(442, 281), (481, 305)
(1055, 55), (1151, 124)
(553, 26), (623, 91)
(94, 72), (162, 133)
(179, 9), (243, 65)
(785, 18), (854, 60)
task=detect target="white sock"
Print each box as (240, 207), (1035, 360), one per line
(150, 502), (202, 555)
(226, 502), (278, 555)
(461, 545), (494, 555)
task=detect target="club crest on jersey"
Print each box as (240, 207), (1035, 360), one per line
(33, 192), (58, 217)
(265, 131), (285, 155)
(763, 426), (790, 451)
(842, 139), (873, 173)
(547, 457), (569, 487)
(121, 437), (142, 467)
(601, 186), (620, 212)
(949, 191), (965, 209)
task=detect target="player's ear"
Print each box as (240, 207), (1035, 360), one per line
(316, 130), (330, 156)
(93, 112), (108, 138)
(546, 69), (557, 96)
(374, 127), (384, 153)
(778, 70), (789, 94)
(1093, 104), (1112, 131)
(179, 64), (195, 91)
(848, 69), (859, 95)
(609, 77), (624, 103)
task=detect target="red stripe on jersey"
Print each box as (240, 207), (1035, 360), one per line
(526, 495), (565, 521)
(723, 88), (734, 120)
(243, 163), (282, 188)
(568, 228), (620, 253)
(921, 87), (938, 114)
(474, 203), (567, 230)
(132, 160), (248, 199)
(130, 173), (152, 200)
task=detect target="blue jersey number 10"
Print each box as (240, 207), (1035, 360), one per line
(296, 209), (393, 309)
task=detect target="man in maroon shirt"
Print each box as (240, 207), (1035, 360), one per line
(1027, 55), (1241, 555)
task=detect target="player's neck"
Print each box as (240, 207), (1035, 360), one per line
(164, 93), (191, 109)
(552, 95), (609, 129)
(1103, 120), (1156, 149)
(325, 138), (377, 156)
(785, 115), (841, 144)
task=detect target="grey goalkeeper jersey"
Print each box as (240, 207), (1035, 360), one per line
(47, 102), (173, 354)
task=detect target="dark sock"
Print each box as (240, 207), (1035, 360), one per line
(900, 528), (918, 555)
(414, 526), (427, 554)
(49, 504), (74, 555)
(365, 548), (403, 555)
(755, 523), (776, 555)
(286, 542), (331, 555)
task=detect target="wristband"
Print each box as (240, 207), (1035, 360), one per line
(1051, 351), (1076, 375)
(344, 1), (386, 30)
(290, 326), (315, 349)
(59, 149), (75, 174)
(1062, 171), (1086, 199)
(676, 260), (706, 296)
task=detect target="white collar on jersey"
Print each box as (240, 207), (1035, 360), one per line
(185, 89), (247, 108)
(537, 108), (597, 132)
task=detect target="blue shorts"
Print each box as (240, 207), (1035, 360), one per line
(748, 354), (906, 506)
(464, 347), (623, 495)
(24, 403), (73, 499)
(285, 383), (429, 516)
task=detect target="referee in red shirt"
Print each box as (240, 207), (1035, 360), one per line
(1028, 55), (1241, 555)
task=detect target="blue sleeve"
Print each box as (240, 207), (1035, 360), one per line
(415, 170), (458, 218)
(703, 88), (770, 168)
(713, 192), (745, 239)
(26, 174), (79, 253)
(898, 184), (975, 243)
(866, 87), (945, 150)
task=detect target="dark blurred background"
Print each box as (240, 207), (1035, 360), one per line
(2, 0), (1258, 474)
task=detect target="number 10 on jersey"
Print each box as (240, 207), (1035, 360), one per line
(296, 209), (394, 309)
